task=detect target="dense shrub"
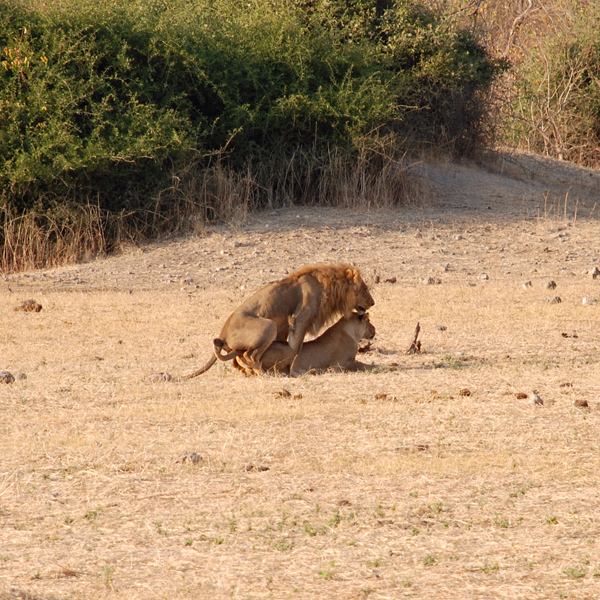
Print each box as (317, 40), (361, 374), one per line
(505, 6), (600, 166)
(0, 0), (505, 270)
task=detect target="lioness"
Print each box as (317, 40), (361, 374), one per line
(183, 264), (374, 379)
(234, 311), (376, 376)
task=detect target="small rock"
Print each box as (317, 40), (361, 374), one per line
(149, 372), (173, 382)
(582, 297), (597, 305)
(374, 275), (381, 284)
(0, 371), (15, 384)
(176, 452), (202, 464)
(244, 462), (270, 472)
(384, 277), (397, 284)
(420, 276), (441, 285)
(478, 273), (489, 281)
(530, 391), (544, 405)
(587, 266), (600, 279)
(515, 392), (528, 399)
(436, 325), (447, 331)
(522, 281), (533, 289)
(545, 296), (562, 304)
(274, 389), (292, 399)
(573, 399), (589, 408)
(546, 280), (557, 289)
(459, 388), (471, 397)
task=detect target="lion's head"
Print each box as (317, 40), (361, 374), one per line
(357, 312), (376, 340)
(294, 264), (374, 335)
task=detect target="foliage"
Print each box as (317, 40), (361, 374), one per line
(0, 0), (504, 269)
(506, 6), (600, 166)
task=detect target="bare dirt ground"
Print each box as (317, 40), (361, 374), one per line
(1, 151), (600, 600)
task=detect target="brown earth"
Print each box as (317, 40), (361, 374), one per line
(1, 150), (600, 599)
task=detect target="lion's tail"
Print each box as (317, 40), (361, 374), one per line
(180, 340), (243, 381)
(213, 338), (243, 362)
(180, 355), (217, 380)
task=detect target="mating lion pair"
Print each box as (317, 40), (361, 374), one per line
(184, 263), (375, 379)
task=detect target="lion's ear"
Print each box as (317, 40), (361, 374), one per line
(346, 268), (359, 283)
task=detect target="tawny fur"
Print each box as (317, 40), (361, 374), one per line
(234, 312), (376, 376)
(183, 263), (374, 379)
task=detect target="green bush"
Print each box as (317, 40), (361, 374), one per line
(0, 0), (505, 269)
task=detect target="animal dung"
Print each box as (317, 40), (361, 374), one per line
(14, 299), (42, 312)
(0, 371), (15, 384)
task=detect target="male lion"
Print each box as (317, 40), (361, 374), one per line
(234, 311), (376, 376)
(182, 264), (374, 379)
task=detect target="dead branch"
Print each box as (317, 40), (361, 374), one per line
(406, 322), (422, 355)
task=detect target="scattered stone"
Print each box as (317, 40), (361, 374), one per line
(244, 462), (270, 472)
(573, 399), (589, 408)
(582, 297), (597, 305)
(561, 331), (578, 338)
(374, 275), (381, 284)
(420, 276), (441, 285)
(396, 444), (429, 454)
(14, 299), (42, 312)
(545, 296), (562, 304)
(17, 373), (27, 380)
(515, 392), (528, 399)
(337, 499), (352, 507)
(559, 382), (573, 388)
(587, 266), (600, 279)
(0, 371), (15, 384)
(274, 389), (292, 399)
(459, 388), (471, 397)
(455, 235), (463, 241)
(149, 372), (173, 382)
(530, 391), (544, 405)
(176, 452), (202, 464)
(478, 273), (489, 281)
(522, 281), (533, 289)
(436, 325), (447, 331)
(546, 280), (557, 289)
(384, 276), (397, 284)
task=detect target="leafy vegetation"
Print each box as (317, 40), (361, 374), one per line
(0, 0), (504, 270)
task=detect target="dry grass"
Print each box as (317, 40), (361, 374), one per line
(1, 157), (600, 599)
